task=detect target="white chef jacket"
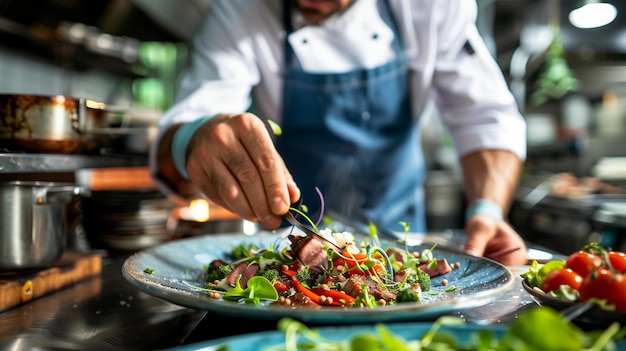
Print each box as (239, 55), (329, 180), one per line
(150, 0), (527, 198)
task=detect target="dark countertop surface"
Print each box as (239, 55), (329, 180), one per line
(0, 234), (564, 351)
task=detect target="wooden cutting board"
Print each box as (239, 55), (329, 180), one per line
(0, 251), (102, 312)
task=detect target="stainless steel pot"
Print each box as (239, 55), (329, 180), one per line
(0, 94), (124, 153)
(0, 181), (86, 271)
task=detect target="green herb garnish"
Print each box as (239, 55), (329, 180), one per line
(262, 307), (625, 351)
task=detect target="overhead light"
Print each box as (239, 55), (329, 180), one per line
(569, 1), (618, 29)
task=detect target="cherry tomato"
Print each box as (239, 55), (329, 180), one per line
(541, 268), (583, 293)
(579, 268), (626, 311)
(607, 251), (626, 272)
(565, 251), (603, 277)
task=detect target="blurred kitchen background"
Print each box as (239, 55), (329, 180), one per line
(0, 0), (625, 256)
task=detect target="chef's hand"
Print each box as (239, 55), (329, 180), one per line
(463, 215), (527, 266)
(185, 113), (301, 230)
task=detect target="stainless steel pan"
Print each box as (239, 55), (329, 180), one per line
(0, 94), (128, 153)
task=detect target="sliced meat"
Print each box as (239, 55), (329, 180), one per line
(208, 259), (228, 271)
(289, 292), (322, 309)
(226, 262), (259, 288)
(419, 258), (452, 277)
(343, 274), (396, 301)
(394, 268), (411, 283)
(289, 235), (328, 271)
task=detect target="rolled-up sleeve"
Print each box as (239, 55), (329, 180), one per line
(431, 0), (527, 161)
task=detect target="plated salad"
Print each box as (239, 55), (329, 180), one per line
(198, 210), (456, 308)
(522, 242), (626, 312)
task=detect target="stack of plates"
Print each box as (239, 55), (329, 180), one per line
(80, 190), (174, 252)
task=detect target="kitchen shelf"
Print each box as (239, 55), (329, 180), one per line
(0, 152), (147, 173)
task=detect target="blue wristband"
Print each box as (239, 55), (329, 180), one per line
(465, 199), (503, 222)
(172, 115), (214, 180)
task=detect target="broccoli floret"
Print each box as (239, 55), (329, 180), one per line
(416, 268), (431, 292)
(295, 266), (314, 286)
(219, 264), (234, 276)
(206, 263), (234, 282)
(263, 268), (279, 281)
(396, 287), (421, 303)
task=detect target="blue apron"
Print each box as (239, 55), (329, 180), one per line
(276, 0), (426, 232)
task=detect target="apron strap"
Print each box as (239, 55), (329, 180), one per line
(282, 0), (296, 69)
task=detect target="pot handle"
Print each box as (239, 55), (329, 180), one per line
(72, 99), (126, 134)
(32, 185), (91, 205)
(74, 99), (145, 135)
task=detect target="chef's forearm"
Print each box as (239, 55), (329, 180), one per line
(154, 124), (200, 199)
(460, 149), (522, 214)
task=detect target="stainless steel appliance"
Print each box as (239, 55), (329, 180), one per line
(510, 173), (626, 255)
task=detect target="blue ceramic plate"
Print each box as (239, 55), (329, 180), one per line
(164, 323), (506, 351)
(122, 232), (514, 323)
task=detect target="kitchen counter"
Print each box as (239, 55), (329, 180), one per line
(0, 253), (204, 351)
(0, 241), (558, 350)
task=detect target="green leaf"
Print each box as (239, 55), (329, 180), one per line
(429, 331), (459, 350)
(421, 249), (434, 262)
(223, 275), (278, 305)
(267, 119), (282, 136)
(474, 329), (496, 351)
(350, 334), (382, 351)
(521, 260), (565, 288)
(546, 284), (579, 302)
(444, 286), (458, 292)
(501, 307), (583, 351)
(376, 324), (412, 351)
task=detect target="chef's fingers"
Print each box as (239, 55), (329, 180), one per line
(236, 114), (291, 218)
(463, 215), (496, 258)
(488, 222), (527, 266)
(185, 117), (259, 222)
(184, 113), (294, 229)
(199, 156), (259, 222)
(464, 216), (527, 265)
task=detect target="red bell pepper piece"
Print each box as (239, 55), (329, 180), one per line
(273, 279), (291, 293)
(281, 267), (348, 306)
(310, 287), (356, 306)
(281, 268), (297, 277)
(289, 276), (322, 304)
(333, 253), (385, 277)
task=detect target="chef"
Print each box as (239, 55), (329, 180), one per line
(150, 0), (528, 265)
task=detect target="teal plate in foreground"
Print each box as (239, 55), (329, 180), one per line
(164, 323), (507, 351)
(122, 231), (514, 324)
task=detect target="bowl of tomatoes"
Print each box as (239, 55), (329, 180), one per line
(521, 243), (626, 325)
